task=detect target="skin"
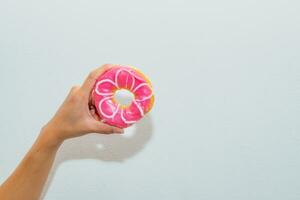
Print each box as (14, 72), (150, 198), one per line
(0, 64), (124, 200)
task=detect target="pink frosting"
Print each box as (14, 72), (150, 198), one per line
(92, 66), (154, 128)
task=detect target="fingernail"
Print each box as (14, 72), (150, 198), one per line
(115, 129), (124, 134)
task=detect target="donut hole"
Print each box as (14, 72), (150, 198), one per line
(113, 89), (135, 107)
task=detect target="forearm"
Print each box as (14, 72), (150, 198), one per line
(0, 128), (63, 200)
(0, 65), (123, 200)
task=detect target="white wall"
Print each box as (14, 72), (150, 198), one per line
(0, 0), (299, 199)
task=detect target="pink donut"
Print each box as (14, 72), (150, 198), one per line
(92, 66), (154, 128)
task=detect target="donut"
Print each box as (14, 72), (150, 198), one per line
(92, 66), (154, 128)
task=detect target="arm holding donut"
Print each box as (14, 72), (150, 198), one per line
(0, 64), (123, 200)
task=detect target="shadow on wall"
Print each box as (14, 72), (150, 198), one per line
(41, 115), (153, 199)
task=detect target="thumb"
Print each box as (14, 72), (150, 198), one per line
(90, 120), (124, 134)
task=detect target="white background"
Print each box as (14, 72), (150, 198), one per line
(0, 0), (299, 199)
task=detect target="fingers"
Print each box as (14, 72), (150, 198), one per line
(89, 105), (101, 121)
(81, 64), (115, 98)
(90, 120), (124, 134)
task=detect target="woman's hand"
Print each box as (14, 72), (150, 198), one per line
(42, 64), (124, 145)
(0, 64), (124, 200)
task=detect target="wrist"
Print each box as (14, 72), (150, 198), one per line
(38, 125), (65, 149)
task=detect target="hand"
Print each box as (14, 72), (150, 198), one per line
(42, 64), (124, 145)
